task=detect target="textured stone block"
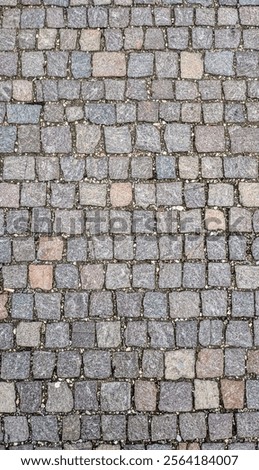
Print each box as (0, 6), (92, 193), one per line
(159, 382), (192, 412)
(165, 350), (195, 379)
(4, 416), (29, 443)
(104, 126), (132, 153)
(208, 414), (233, 441)
(155, 51), (178, 78)
(31, 417), (59, 443)
(93, 52), (126, 77)
(180, 413), (206, 441)
(164, 124), (191, 152)
(46, 383), (73, 413)
(195, 126), (225, 152)
(236, 266), (259, 289)
(230, 127), (259, 153)
(42, 126), (72, 153)
(181, 52), (203, 78)
(0, 383), (16, 413)
(101, 382), (131, 411)
(221, 379), (244, 409)
(195, 380), (219, 409)
(29, 265), (53, 290)
(16, 322), (41, 347)
(205, 51), (234, 76)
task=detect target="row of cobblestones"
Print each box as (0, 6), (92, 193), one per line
(1, 0), (259, 450)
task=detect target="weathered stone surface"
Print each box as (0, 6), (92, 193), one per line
(46, 383), (73, 412)
(0, 0), (258, 450)
(195, 380), (219, 409)
(236, 266), (259, 288)
(93, 52), (126, 77)
(101, 382), (131, 411)
(230, 127), (259, 153)
(195, 126), (225, 152)
(0, 383), (16, 413)
(181, 52), (203, 79)
(76, 124), (101, 154)
(165, 350), (195, 379)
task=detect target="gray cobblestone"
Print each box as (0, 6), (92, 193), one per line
(142, 350), (163, 379)
(102, 415), (126, 441)
(101, 382), (131, 411)
(159, 382), (192, 412)
(46, 382), (73, 412)
(1, 352), (30, 380)
(31, 417), (58, 443)
(4, 417), (29, 443)
(74, 381), (98, 411)
(18, 382), (42, 413)
(81, 416), (100, 440)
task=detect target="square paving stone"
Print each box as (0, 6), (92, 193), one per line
(11, 293), (36, 320)
(83, 350), (111, 379)
(17, 382), (42, 413)
(180, 413), (207, 441)
(102, 415), (126, 441)
(159, 382), (193, 412)
(31, 417), (59, 443)
(74, 381), (98, 411)
(32, 351), (56, 379)
(46, 382), (73, 413)
(4, 417), (29, 443)
(208, 414), (233, 440)
(57, 351), (81, 378)
(113, 351), (139, 378)
(71, 322), (95, 348)
(1, 352), (30, 380)
(151, 415), (177, 441)
(101, 382), (131, 411)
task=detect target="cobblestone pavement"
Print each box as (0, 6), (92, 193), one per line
(0, 0), (259, 451)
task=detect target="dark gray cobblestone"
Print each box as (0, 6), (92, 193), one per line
(0, 0), (259, 451)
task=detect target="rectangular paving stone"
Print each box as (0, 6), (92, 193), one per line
(101, 382), (131, 411)
(0, 52), (18, 76)
(93, 52), (126, 77)
(71, 52), (91, 78)
(31, 417), (59, 443)
(159, 382), (193, 412)
(155, 51), (178, 78)
(41, 126), (72, 153)
(205, 51), (234, 76)
(195, 126), (225, 152)
(0, 383), (16, 413)
(4, 416), (29, 443)
(18, 382), (42, 413)
(230, 127), (259, 153)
